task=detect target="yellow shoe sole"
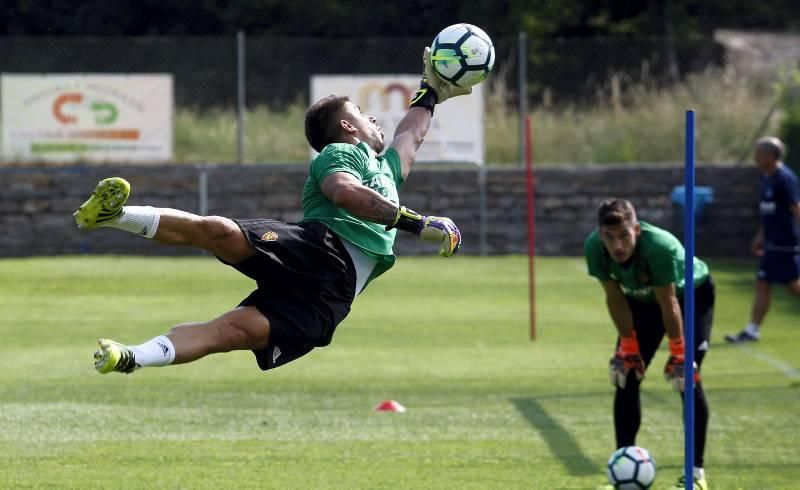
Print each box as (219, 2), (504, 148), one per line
(94, 339), (123, 374)
(73, 177), (130, 229)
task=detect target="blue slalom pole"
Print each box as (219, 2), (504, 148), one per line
(683, 110), (696, 486)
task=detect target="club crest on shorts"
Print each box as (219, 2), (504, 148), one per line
(261, 230), (279, 241)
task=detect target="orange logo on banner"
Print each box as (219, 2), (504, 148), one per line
(50, 91), (137, 139)
(357, 83), (413, 111)
(53, 93), (82, 124)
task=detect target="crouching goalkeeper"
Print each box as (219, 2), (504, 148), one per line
(584, 199), (714, 490)
(75, 47), (467, 375)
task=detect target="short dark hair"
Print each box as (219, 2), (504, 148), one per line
(598, 199), (637, 226)
(755, 136), (784, 160)
(304, 95), (350, 153)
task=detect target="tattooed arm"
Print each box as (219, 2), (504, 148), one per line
(320, 172), (398, 225)
(320, 171), (462, 256)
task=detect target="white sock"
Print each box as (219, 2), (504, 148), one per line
(103, 206), (160, 238)
(130, 335), (175, 368)
(694, 467), (705, 480)
(744, 322), (760, 337)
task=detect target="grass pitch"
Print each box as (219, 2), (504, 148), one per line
(1, 256), (798, 489)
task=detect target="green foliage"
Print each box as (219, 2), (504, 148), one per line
(174, 104), (308, 163)
(521, 69), (776, 164)
(0, 256), (799, 488)
(3, 0), (800, 37)
(172, 69), (775, 164)
(776, 67), (800, 171)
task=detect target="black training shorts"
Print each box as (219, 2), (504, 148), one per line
(221, 219), (356, 371)
(758, 250), (800, 284)
(623, 277), (715, 369)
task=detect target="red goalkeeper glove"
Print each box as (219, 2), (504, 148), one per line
(664, 337), (698, 392)
(609, 331), (645, 389)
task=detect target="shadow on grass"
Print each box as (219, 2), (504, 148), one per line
(510, 397), (600, 476)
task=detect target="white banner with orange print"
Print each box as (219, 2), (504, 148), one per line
(1, 74), (173, 162)
(311, 75), (484, 164)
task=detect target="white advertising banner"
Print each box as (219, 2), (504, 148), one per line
(311, 75), (484, 164)
(1, 74), (173, 162)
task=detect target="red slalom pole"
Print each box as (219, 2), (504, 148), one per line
(524, 114), (536, 341)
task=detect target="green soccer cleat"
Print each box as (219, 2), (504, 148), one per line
(73, 177), (130, 229)
(670, 474), (708, 490)
(94, 339), (138, 374)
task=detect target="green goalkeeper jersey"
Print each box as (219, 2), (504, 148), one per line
(584, 221), (709, 303)
(301, 141), (404, 284)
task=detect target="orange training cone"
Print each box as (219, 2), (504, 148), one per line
(374, 400), (407, 413)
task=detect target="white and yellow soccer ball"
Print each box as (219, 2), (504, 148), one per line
(606, 446), (657, 489)
(430, 23), (495, 88)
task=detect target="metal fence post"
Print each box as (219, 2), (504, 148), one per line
(479, 164), (488, 256)
(236, 31), (246, 164)
(198, 165), (209, 216)
(198, 165), (209, 255)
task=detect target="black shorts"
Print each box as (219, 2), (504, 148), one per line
(623, 277), (715, 370)
(757, 251), (800, 284)
(221, 219), (356, 371)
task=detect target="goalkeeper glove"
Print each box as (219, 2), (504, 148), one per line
(664, 337), (698, 392)
(409, 47), (472, 114)
(609, 331), (645, 389)
(387, 205), (462, 257)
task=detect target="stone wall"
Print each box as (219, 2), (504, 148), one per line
(0, 163), (760, 257)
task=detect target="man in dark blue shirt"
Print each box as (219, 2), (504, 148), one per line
(726, 137), (800, 343)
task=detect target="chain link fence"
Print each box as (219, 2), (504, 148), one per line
(518, 36), (782, 166)
(0, 33), (790, 257)
(0, 33), (788, 164)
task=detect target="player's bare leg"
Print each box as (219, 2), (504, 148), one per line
(750, 279), (772, 326)
(786, 279), (800, 297)
(726, 279), (770, 343)
(74, 177), (255, 264)
(151, 209), (255, 264)
(95, 307), (270, 373)
(76, 178), (268, 373)
(167, 307), (270, 364)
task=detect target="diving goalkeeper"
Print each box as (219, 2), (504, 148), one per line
(74, 48), (467, 374)
(585, 199), (714, 490)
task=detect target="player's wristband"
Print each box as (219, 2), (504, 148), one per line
(668, 337), (685, 357)
(619, 331), (639, 354)
(386, 205), (424, 234)
(409, 82), (438, 115)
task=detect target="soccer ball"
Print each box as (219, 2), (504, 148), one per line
(606, 446), (656, 489)
(430, 23), (495, 88)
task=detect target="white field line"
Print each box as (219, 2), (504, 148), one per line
(737, 344), (800, 380)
